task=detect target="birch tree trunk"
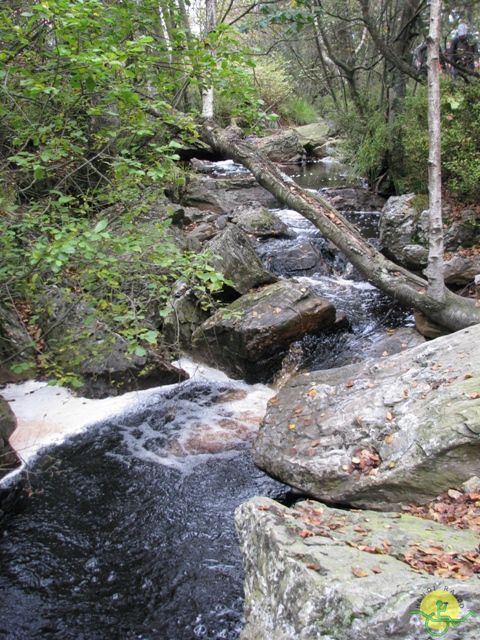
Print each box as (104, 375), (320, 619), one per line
(425, 0), (445, 302)
(201, 0), (216, 118)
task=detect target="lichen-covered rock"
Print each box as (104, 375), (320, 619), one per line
(236, 496), (480, 640)
(204, 224), (277, 295)
(253, 324), (480, 509)
(232, 203), (293, 238)
(191, 280), (336, 381)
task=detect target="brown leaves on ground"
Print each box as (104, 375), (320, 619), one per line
(404, 543), (480, 580)
(405, 490), (480, 531)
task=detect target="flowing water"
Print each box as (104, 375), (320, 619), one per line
(0, 159), (412, 640)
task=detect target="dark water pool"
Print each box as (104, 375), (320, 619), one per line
(0, 381), (288, 640)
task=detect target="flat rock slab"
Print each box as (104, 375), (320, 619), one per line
(191, 280), (336, 381)
(253, 324), (480, 509)
(236, 496), (480, 640)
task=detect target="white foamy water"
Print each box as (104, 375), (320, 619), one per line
(2, 362), (275, 481)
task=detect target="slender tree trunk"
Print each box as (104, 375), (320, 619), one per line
(201, 123), (480, 331)
(201, 0), (216, 118)
(425, 0), (445, 302)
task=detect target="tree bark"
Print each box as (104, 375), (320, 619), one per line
(201, 122), (480, 331)
(201, 0), (216, 119)
(425, 0), (445, 302)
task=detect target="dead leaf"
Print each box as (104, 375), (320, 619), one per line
(351, 567), (369, 578)
(384, 434), (394, 445)
(298, 529), (315, 538)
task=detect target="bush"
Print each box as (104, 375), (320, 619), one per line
(399, 80), (480, 201)
(283, 96), (319, 125)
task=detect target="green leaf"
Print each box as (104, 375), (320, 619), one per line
(93, 219), (109, 233)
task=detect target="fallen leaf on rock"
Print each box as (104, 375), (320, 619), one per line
(351, 567), (369, 578)
(386, 411), (394, 421)
(372, 566), (383, 574)
(298, 529), (315, 538)
(469, 392), (480, 399)
(256, 505), (270, 511)
(383, 539), (392, 552)
(346, 380), (354, 388)
(307, 388), (317, 398)
(306, 563), (322, 571)
(353, 526), (369, 534)
(384, 434), (394, 445)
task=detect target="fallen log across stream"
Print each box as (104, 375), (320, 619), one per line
(201, 123), (480, 332)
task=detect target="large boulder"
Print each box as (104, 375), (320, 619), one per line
(38, 287), (188, 398)
(380, 195), (480, 270)
(253, 324), (480, 509)
(232, 202), (293, 238)
(180, 174), (278, 212)
(379, 193), (430, 268)
(236, 496), (480, 640)
(258, 238), (333, 278)
(444, 253), (480, 286)
(252, 130), (305, 163)
(191, 280), (336, 381)
(204, 224), (277, 294)
(293, 121), (331, 156)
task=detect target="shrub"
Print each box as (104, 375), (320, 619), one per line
(399, 79), (480, 201)
(283, 96), (319, 125)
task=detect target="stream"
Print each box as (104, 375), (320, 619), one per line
(0, 159), (412, 640)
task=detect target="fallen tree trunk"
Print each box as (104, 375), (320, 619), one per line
(202, 123), (480, 331)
